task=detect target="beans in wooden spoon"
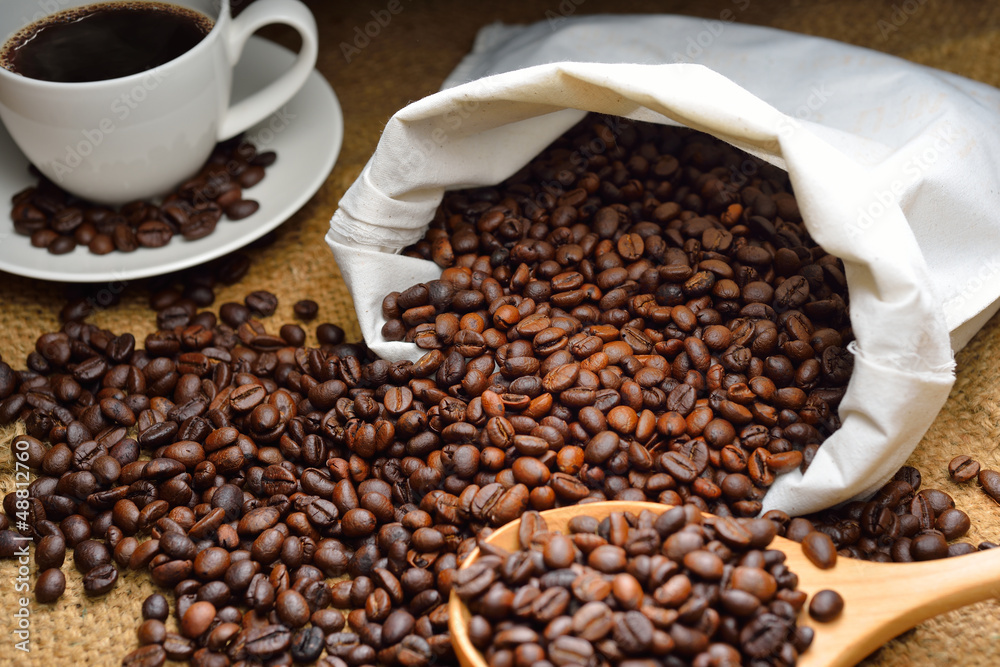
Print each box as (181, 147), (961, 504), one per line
(449, 501), (1000, 667)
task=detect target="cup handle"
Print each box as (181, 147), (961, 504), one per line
(217, 0), (318, 140)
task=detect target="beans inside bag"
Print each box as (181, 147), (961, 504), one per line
(328, 15), (1000, 515)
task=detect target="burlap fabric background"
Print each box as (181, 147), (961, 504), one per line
(0, 1), (998, 665)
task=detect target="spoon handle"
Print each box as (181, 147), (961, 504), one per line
(792, 543), (1000, 667)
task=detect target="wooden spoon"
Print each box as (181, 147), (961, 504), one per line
(448, 501), (1000, 667)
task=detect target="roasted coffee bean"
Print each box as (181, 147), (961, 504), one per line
(181, 601), (216, 638)
(613, 610), (654, 653)
(911, 533), (949, 561)
(980, 469), (1000, 504)
(290, 626), (324, 662)
(82, 563), (119, 596)
(12, 141), (274, 256)
(243, 624), (291, 657)
(225, 199), (260, 220)
(35, 534), (66, 570)
(936, 508), (971, 541)
(142, 594), (170, 621)
(121, 644), (166, 667)
(138, 619), (167, 646)
(949, 455), (980, 483)
(136, 220), (174, 248)
(194, 547), (231, 580)
(316, 322), (345, 345)
(293, 299), (319, 320)
(48, 234), (78, 254)
(809, 589), (845, 622)
(74, 539), (111, 573)
(276, 589), (310, 628)
(919, 489), (955, 516)
(245, 291), (278, 317)
(35, 568), (66, 603)
(801, 531), (837, 569)
(162, 632), (195, 661)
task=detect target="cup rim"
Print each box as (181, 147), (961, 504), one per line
(0, 0), (231, 89)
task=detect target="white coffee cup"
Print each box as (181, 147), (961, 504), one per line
(0, 0), (318, 204)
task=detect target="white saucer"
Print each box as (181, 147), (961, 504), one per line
(0, 36), (343, 283)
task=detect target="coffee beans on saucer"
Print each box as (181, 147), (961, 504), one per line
(9, 135), (274, 255)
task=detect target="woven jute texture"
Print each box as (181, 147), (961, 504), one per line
(1, 1), (999, 665)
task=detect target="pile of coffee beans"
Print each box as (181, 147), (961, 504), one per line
(9, 135), (274, 256)
(0, 294), (473, 666)
(0, 114), (990, 666)
(382, 115), (853, 519)
(456, 507), (823, 666)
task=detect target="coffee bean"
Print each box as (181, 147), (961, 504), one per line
(542, 534), (576, 569)
(82, 562), (119, 596)
(193, 547), (230, 580)
(935, 508), (971, 540)
(244, 291), (278, 317)
(138, 619), (167, 646)
(225, 199), (259, 220)
(801, 531), (837, 569)
(383, 608), (416, 645)
(290, 626), (324, 663)
(613, 609), (655, 653)
(238, 166), (266, 188)
(31, 228), (59, 248)
(250, 151), (276, 167)
(74, 539), (111, 573)
(919, 489), (955, 516)
(911, 533), (949, 561)
(142, 593), (170, 621)
(293, 299), (319, 320)
(121, 644), (166, 667)
(588, 544), (628, 573)
(316, 322), (345, 345)
(809, 589), (845, 622)
(35, 534), (66, 570)
(48, 234), (78, 254)
(181, 600), (216, 638)
(308, 609), (345, 636)
(980, 469), (1000, 507)
(51, 207), (84, 233)
(948, 542), (977, 557)
(162, 632), (195, 661)
(684, 549), (725, 580)
(35, 568), (66, 603)
(341, 508), (377, 537)
(279, 323), (306, 346)
(136, 220), (173, 247)
(948, 455), (980, 483)
(276, 589), (310, 628)
(243, 624), (292, 658)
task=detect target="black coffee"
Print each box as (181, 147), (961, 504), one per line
(1, 2), (213, 83)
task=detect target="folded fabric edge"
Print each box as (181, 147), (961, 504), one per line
(761, 353), (955, 516)
(325, 231), (442, 364)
